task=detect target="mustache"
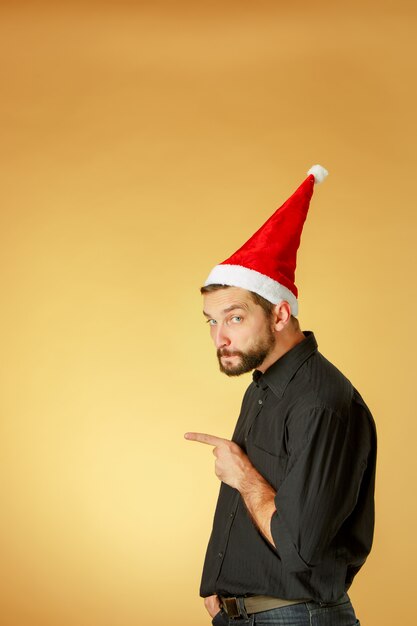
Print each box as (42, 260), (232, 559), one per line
(217, 349), (243, 358)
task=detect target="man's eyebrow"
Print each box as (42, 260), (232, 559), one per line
(202, 304), (249, 318)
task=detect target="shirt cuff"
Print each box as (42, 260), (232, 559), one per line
(271, 509), (311, 573)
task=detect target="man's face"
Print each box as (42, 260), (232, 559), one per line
(203, 287), (276, 376)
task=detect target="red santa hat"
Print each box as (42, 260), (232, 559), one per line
(203, 165), (328, 316)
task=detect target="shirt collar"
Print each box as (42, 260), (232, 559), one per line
(252, 331), (318, 398)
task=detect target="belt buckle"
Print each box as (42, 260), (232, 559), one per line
(223, 597), (241, 618)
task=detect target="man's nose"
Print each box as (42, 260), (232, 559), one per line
(214, 325), (231, 349)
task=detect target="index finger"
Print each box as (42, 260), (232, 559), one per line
(184, 432), (228, 447)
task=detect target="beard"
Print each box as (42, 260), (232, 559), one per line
(217, 325), (276, 377)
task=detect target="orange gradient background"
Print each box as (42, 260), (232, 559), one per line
(0, 2), (416, 625)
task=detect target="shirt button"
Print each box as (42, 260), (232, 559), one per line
(258, 399), (263, 405)
(218, 552), (223, 558)
(230, 512), (234, 518)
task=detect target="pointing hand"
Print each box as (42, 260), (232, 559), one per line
(184, 432), (253, 491)
(185, 431), (277, 547)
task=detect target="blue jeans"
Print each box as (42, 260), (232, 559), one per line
(212, 595), (360, 626)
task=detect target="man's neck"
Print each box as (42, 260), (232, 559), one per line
(256, 330), (306, 373)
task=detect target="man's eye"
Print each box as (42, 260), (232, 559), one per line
(207, 319), (217, 326)
(231, 316), (242, 323)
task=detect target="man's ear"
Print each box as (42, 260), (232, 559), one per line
(272, 301), (292, 331)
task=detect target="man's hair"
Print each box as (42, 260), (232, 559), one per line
(200, 284), (299, 328)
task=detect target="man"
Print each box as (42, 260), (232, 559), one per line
(185, 166), (376, 626)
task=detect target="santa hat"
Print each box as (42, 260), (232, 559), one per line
(203, 164), (328, 316)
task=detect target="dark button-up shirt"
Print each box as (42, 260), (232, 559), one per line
(200, 331), (376, 603)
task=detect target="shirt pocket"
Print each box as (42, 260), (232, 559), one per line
(247, 441), (288, 491)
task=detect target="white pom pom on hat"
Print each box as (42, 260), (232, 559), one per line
(307, 164), (329, 184)
(204, 165), (328, 316)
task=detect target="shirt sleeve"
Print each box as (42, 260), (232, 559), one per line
(270, 404), (372, 573)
